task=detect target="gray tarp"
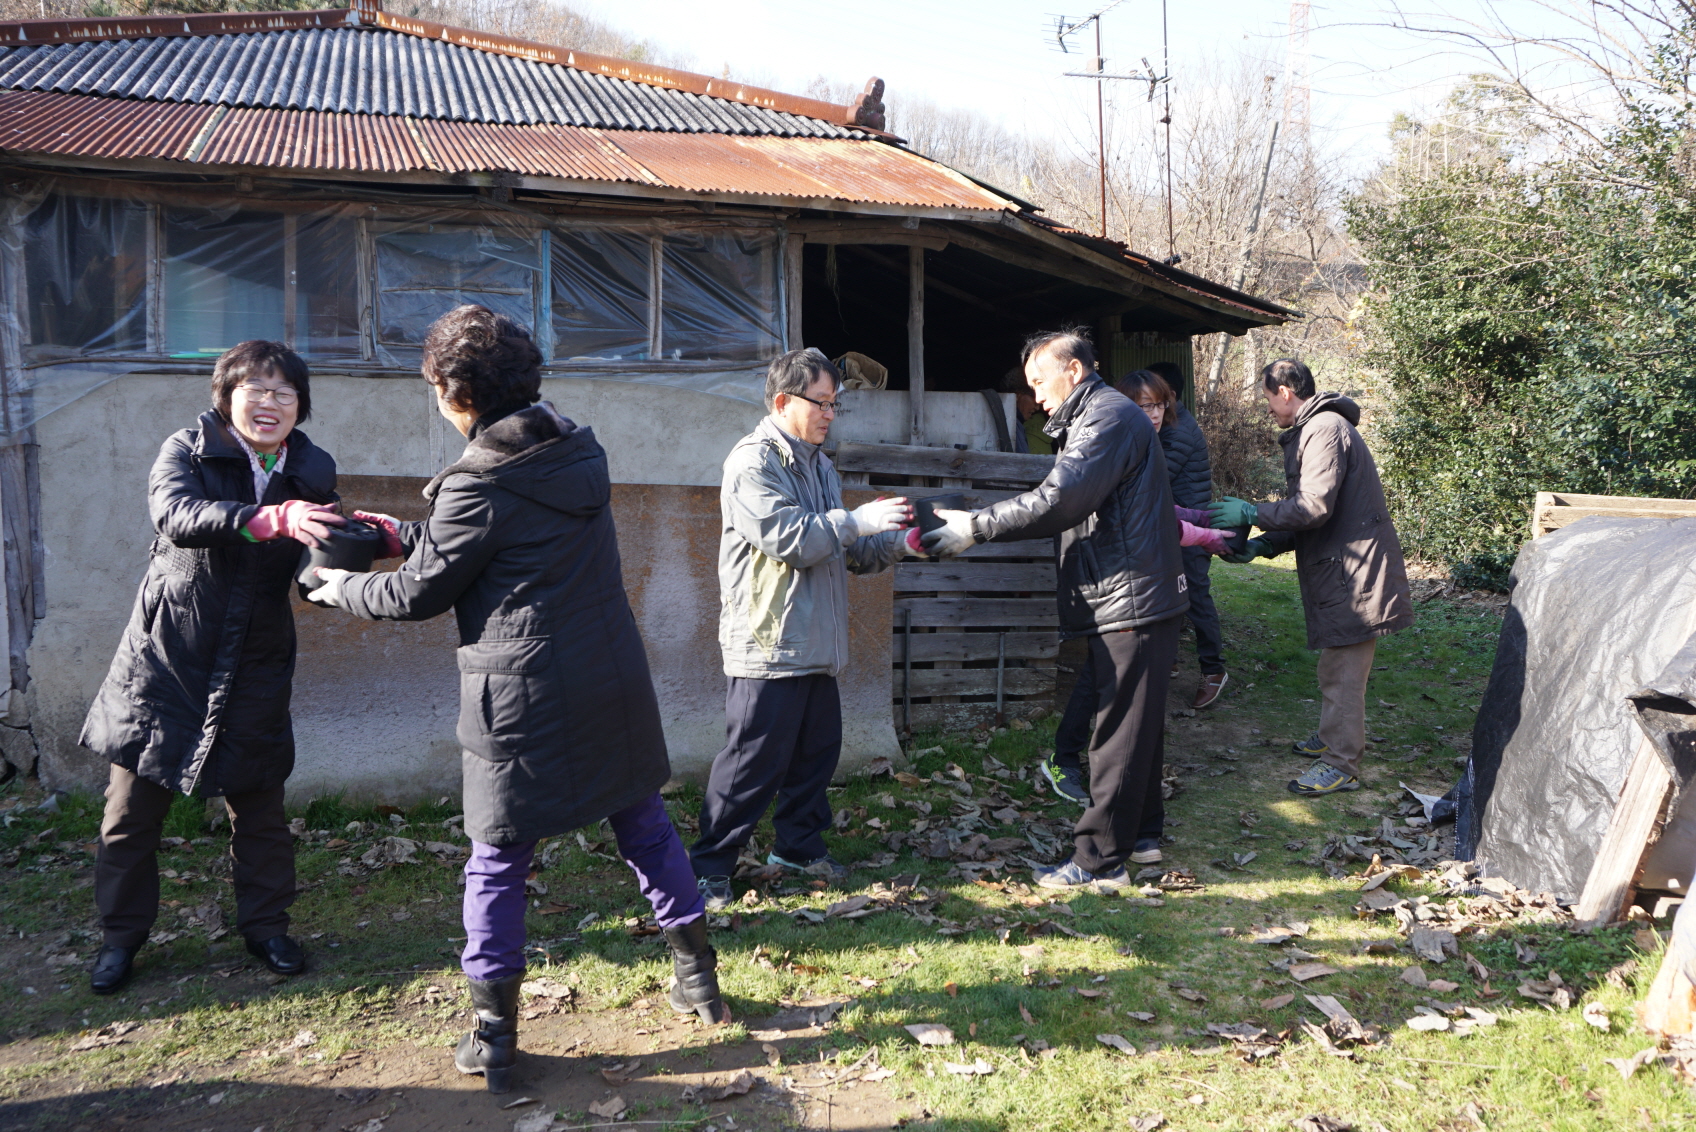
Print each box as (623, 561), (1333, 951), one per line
(1457, 516), (1696, 902)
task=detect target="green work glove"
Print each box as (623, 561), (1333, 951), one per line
(1207, 496), (1258, 530)
(1220, 536), (1271, 565)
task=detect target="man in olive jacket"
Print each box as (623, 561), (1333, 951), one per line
(925, 330), (1187, 890)
(1210, 358), (1414, 796)
(691, 350), (914, 910)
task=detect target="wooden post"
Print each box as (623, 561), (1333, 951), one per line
(1575, 734), (1675, 924)
(784, 233), (804, 351)
(908, 245), (925, 447)
(282, 213), (298, 349)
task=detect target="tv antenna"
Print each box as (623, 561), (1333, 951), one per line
(1054, 0), (1174, 257)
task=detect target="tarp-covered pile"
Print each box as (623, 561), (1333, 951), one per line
(1458, 517), (1696, 903)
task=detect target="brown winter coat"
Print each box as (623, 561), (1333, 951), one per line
(1255, 392), (1413, 650)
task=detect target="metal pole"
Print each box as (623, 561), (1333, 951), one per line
(995, 631), (1006, 727)
(902, 607), (912, 739)
(1162, 0), (1174, 259)
(1096, 18), (1107, 239)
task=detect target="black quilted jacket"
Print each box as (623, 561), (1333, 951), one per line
(1161, 404), (1213, 509)
(971, 378), (1187, 638)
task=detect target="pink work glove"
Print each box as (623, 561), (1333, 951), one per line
(1179, 519), (1228, 556)
(905, 527), (926, 556)
(352, 510), (405, 559)
(245, 500), (345, 548)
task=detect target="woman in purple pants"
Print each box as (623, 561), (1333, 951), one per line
(309, 305), (728, 1094)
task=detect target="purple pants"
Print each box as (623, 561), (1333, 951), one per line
(461, 790), (704, 982)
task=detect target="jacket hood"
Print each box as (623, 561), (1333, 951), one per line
(427, 402), (608, 517)
(1294, 391), (1360, 429)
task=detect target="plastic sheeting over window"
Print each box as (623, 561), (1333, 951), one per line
(22, 195), (148, 363)
(661, 230), (781, 363)
(3, 183), (787, 434)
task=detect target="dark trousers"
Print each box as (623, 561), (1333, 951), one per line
(690, 673), (841, 879)
(1182, 546), (1224, 675)
(1072, 616), (1182, 874)
(95, 763), (295, 948)
(1055, 549), (1222, 769)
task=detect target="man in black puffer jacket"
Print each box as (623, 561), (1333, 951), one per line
(923, 329), (1187, 890)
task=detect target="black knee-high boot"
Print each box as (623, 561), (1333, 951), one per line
(454, 972), (523, 1093)
(665, 919), (730, 1024)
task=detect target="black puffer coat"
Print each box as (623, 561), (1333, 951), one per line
(337, 403), (668, 846)
(973, 378), (1187, 639)
(80, 411), (339, 797)
(1160, 404), (1212, 509)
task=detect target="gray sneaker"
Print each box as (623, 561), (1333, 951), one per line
(1287, 762), (1360, 796)
(767, 852), (851, 885)
(1040, 756), (1090, 805)
(698, 875), (733, 912)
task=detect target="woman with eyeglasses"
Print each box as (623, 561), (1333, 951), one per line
(79, 340), (348, 996)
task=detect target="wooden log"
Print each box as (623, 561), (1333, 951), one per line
(835, 440), (1054, 484)
(1575, 734), (1675, 924)
(909, 245), (925, 446)
(895, 668), (1053, 698)
(895, 561), (1056, 593)
(894, 596), (1057, 627)
(894, 631), (1059, 664)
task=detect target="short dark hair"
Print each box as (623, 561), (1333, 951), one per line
(1260, 357), (1316, 399)
(1021, 326), (1096, 374)
(1114, 369), (1176, 427)
(212, 341), (311, 422)
(1144, 360), (1185, 398)
(764, 348), (840, 412)
(423, 305), (543, 415)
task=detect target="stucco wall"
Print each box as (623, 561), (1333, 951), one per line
(29, 373), (908, 802)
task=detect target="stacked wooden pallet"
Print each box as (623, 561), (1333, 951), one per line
(833, 441), (1058, 734)
(1532, 491), (1696, 538)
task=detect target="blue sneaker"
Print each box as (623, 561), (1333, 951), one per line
(1033, 859), (1132, 891)
(1041, 756), (1090, 805)
(766, 852), (851, 885)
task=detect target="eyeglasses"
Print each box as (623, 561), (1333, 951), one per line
(1135, 401), (1163, 416)
(236, 383), (298, 407)
(791, 392), (843, 415)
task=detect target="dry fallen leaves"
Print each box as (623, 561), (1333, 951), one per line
(1605, 1048), (1660, 1079)
(1129, 1115), (1167, 1132)
(1095, 1033), (1136, 1055)
(1288, 963), (1341, 983)
(942, 1058), (995, 1076)
(905, 1023), (955, 1047)
(1260, 994), (1296, 1010)
(586, 1096), (626, 1120)
(1582, 1002), (1611, 1032)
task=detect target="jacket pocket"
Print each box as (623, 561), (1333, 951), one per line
(1306, 557), (1347, 609)
(457, 637), (553, 759)
(746, 550), (794, 661)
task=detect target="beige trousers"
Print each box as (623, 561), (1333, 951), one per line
(1316, 638), (1378, 779)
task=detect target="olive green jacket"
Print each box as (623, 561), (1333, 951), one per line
(718, 417), (904, 679)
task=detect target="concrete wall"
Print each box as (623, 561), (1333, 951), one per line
(29, 372), (965, 801)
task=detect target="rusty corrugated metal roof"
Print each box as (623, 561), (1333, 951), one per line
(0, 91), (1011, 211)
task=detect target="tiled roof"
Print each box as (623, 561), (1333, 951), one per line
(0, 26), (863, 137)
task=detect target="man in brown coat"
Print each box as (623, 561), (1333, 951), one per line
(1208, 358), (1414, 795)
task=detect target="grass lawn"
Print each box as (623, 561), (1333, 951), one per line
(0, 561), (1690, 1131)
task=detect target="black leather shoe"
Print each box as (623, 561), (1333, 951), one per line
(90, 944), (138, 995)
(246, 934), (306, 976)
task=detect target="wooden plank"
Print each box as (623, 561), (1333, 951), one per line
(954, 539), (1053, 558)
(895, 631), (1059, 664)
(894, 596), (1057, 627)
(1544, 492), (1696, 511)
(784, 232), (803, 349)
(836, 440), (1054, 484)
(909, 245), (925, 446)
(895, 561), (1055, 593)
(895, 668), (1053, 698)
(1535, 506), (1696, 538)
(1575, 734), (1674, 924)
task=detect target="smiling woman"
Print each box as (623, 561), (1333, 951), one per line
(76, 339), (345, 999)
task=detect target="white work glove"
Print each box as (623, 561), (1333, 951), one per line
(843, 495), (913, 539)
(306, 567), (350, 608)
(920, 509), (978, 557)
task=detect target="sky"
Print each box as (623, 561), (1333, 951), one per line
(565, 0), (1579, 179)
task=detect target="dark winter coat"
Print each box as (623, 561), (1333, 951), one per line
(336, 402), (668, 847)
(1160, 404), (1213, 509)
(973, 377), (1187, 639)
(80, 411), (339, 797)
(1255, 392), (1415, 650)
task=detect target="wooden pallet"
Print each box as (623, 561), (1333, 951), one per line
(834, 441), (1058, 734)
(1532, 491), (1696, 538)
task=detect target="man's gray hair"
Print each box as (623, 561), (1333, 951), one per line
(764, 348), (841, 411)
(1021, 326), (1097, 373)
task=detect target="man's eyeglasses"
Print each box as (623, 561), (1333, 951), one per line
(791, 392), (844, 415)
(236, 383), (299, 407)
